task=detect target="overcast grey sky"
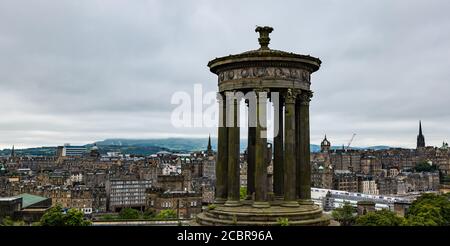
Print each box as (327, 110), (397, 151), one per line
(1, 0), (450, 149)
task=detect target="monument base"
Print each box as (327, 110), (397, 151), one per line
(195, 200), (330, 226)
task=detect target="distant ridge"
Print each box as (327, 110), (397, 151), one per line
(0, 138), (394, 156)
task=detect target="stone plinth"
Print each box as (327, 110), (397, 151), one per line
(196, 202), (330, 226)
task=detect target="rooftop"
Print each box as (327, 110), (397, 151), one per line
(0, 197), (21, 202)
(15, 193), (48, 208)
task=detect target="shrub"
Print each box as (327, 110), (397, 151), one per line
(40, 205), (91, 226)
(355, 209), (405, 226)
(118, 208), (140, 220)
(156, 209), (177, 220)
(277, 217), (289, 226)
(331, 202), (356, 226)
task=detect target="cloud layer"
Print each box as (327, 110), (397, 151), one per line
(1, 0), (450, 148)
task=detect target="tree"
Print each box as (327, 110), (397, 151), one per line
(118, 208), (140, 220)
(405, 193), (450, 226)
(406, 193), (450, 226)
(331, 202), (356, 226)
(40, 205), (91, 226)
(156, 209), (177, 220)
(40, 205), (66, 226)
(406, 205), (444, 226)
(64, 208), (91, 226)
(355, 209), (405, 226)
(414, 161), (437, 172)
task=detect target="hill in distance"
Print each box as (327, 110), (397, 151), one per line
(0, 138), (393, 157)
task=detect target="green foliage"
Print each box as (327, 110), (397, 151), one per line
(156, 209), (177, 220)
(101, 214), (116, 221)
(40, 205), (66, 226)
(118, 208), (140, 220)
(332, 202), (356, 226)
(64, 208), (92, 226)
(40, 205), (91, 226)
(207, 204), (216, 211)
(414, 161), (437, 172)
(1, 216), (15, 226)
(143, 208), (156, 219)
(355, 209), (405, 226)
(406, 205), (444, 226)
(0, 216), (25, 226)
(240, 187), (247, 200)
(405, 193), (450, 226)
(276, 217), (289, 226)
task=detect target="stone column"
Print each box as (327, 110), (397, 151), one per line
(298, 90), (313, 204)
(225, 94), (241, 207)
(295, 93), (301, 200)
(273, 95), (284, 199)
(253, 89), (270, 208)
(247, 126), (256, 199)
(215, 92), (228, 204)
(282, 89), (299, 207)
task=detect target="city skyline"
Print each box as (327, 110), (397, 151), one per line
(0, 121), (436, 151)
(1, 0), (450, 149)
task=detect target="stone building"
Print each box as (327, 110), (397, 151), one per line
(146, 188), (202, 219)
(0, 193), (52, 223)
(311, 162), (333, 189)
(200, 181), (215, 204)
(356, 201), (376, 215)
(360, 155), (382, 176)
(403, 172), (440, 192)
(358, 179), (379, 195)
(333, 170), (358, 192)
(105, 178), (152, 212)
(320, 135), (331, 153)
(157, 175), (186, 191)
(202, 156), (216, 181)
(377, 148), (416, 170)
(377, 177), (400, 195)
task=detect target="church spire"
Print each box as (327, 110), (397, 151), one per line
(11, 145), (15, 158)
(417, 121), (425, 148)
(207, 134), (213, 156)
(208, 134), (212, 150)
(419, 121), (423, 135)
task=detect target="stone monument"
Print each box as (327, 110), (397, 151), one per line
(196, 26), (330, 225)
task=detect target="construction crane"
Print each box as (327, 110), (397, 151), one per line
(345, 133), (356, 150)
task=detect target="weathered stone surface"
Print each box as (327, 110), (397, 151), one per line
(196, 203), (330, 226)
(203, 26), (329, 226)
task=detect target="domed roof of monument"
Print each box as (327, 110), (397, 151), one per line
(208, 26), (321, 74)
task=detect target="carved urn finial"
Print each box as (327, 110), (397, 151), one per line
(255, 26), (274, 50)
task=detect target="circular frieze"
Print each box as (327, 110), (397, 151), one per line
(241, 68), (249, 78)
(227, 70), (235, 80)
(218, 67), (309, 83)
